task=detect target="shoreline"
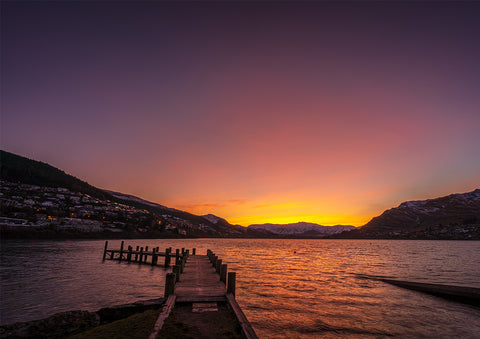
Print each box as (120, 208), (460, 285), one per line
(2, 226), (480, 241)
(0, 298), (166, 338)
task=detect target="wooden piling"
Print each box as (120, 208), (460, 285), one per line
(102, 241), (108, 260)
(192, 248), (196, 255)
(164, 248), (170, 268)
(140, 247), (144, 263)
(216, 259), (222, 273)
(127, 246), (132, 262)
(227, 272), (236, 296)
(220, 264), (227, 283)
(119, 241), (124, 261)
(152, 248), (157, 266)
(173, 265), (181, 282)
(135, 246), (139, 262)
(165, 273), (176, 297)
(180, 256), (185, 273)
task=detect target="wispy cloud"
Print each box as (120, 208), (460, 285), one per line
(175, 198), (249, 215)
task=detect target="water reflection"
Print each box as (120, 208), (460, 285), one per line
(1, 239), (480, 337)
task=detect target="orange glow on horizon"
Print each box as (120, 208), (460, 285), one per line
(226, 214), (368, 228)
(172, 195), (376, 227)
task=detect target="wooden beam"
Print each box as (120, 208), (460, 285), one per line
(148, 295), (176, 339)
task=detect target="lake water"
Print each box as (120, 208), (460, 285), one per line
(1, 239), (480, 338)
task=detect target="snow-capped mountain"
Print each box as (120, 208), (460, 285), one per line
(360, 189), (480, 235)
(248, 222), (355, 236)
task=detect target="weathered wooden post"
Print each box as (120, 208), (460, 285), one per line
(180, 256), (186, 273)
(165, 273), (176, 297)
(127, 246), (132, 262)
(182, 248), (185, 255)
(151, 248), (157, 265)
(167, 249), (171, 266)
(173, 265), (181, 282)
(103, 241), (108, 260)
(212, 255), (218, 267)
(135, 246), (139, 262)
(118, 241), (124, 261)
(192, 248), (196, 255)
(216, 259), (222, 273)
(220, 264), (227, 283)
(139, 247), (144, 263)
(227, 272), (236, 296)
(164, 248), (170, 268)
(209, 251), (215, 263)
(145, 246), (149, 252)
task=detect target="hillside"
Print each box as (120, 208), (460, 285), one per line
(0, 151), (247, 238)
(334, 190), (480, 239)
(0, 150), (110, 200)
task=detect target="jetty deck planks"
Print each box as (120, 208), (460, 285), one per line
(153, 252), (258, 339)
(175, 255), (227, 302)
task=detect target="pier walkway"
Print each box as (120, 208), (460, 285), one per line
(152, 250), (257, 339)
(102, 242), (257, 338)
(175, 255), (227, 302)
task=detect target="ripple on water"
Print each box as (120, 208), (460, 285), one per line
(1, 239), (480, 338)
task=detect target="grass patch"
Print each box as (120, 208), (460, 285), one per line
(68, 309), (160, 339)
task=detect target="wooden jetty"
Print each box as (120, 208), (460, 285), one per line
(103, 242), (257, 338)
(151, 249), (257, 339)
(102, 240), (192, 268)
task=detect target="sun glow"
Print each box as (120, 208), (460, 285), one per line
(227, 214), (368, 227)
(173, 195), (372, 227)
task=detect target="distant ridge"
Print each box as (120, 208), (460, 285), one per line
(248, 222), (354, 237)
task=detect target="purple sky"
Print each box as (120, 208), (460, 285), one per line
(2, 1), (480, 226)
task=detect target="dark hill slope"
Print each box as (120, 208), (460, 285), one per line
(362, 189), (480, 233)
(0, 150), (247, 237)
(332, 190), (480, 239)
(1, 150), (110, 200)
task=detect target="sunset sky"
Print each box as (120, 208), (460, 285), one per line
(2, 1), (479, 226)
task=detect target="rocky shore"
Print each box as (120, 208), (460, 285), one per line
(0, 298), (165, 338)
